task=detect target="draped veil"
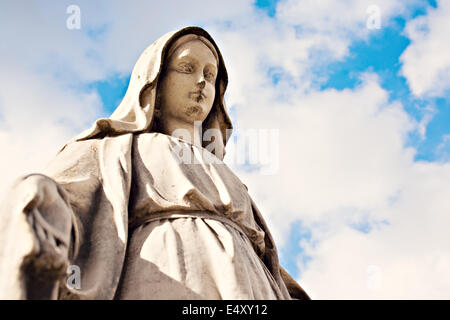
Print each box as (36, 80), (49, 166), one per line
(71, 26), (233, 151)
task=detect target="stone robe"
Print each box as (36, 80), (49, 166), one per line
(0, 26), (309, 300)
(39, 132), (307, 299)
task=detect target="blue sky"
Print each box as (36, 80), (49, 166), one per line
(255, 0), (449, 163)
(318, 12), (450, 164)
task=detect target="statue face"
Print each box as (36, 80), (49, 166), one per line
(157, 40), (218, 126)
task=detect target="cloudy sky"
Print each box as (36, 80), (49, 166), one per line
(1, 0), (449, 299)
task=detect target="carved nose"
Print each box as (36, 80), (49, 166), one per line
(197, 79), (206, 89)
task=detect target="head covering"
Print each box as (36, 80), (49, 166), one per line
(166, 34), (219, 65)
(73, 26), (233, 148)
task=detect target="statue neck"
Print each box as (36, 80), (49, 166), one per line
(158, 117), (203, 148)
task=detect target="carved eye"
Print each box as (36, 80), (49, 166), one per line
(178, 62), (194, 73)
(205, 71), (216, 83)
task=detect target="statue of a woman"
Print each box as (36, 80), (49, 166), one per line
(0, 26), (309, 300)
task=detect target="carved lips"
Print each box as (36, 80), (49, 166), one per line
(189, 90), (206, 103)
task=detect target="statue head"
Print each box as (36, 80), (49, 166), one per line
(72, 26), (233, 159)
(144, 34), (219, 138)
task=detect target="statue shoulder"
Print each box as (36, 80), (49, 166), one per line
(44, 133), (134, 184)
(44, 139), (101, 183)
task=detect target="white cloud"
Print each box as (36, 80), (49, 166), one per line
(0, 63), (103, 198)
(435, 134), (450, 162)
(227, 67), (450, 298)
(277, 0), (417, 59)
(401, 0), (450, 97)
(298, 161), (450, 299)
(230, 74), (417, 242)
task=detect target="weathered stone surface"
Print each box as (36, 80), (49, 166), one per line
(0, 26), (309, 300)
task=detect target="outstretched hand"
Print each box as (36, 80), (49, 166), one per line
(14, 174), (74, 299)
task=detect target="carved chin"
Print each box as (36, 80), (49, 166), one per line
(184, 105), (203, 116)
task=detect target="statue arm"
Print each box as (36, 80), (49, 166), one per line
(0, 174), (75, 300)
(0, 137), (105, 300)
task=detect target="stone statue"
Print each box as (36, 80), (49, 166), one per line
(0, 26), (309, 300)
